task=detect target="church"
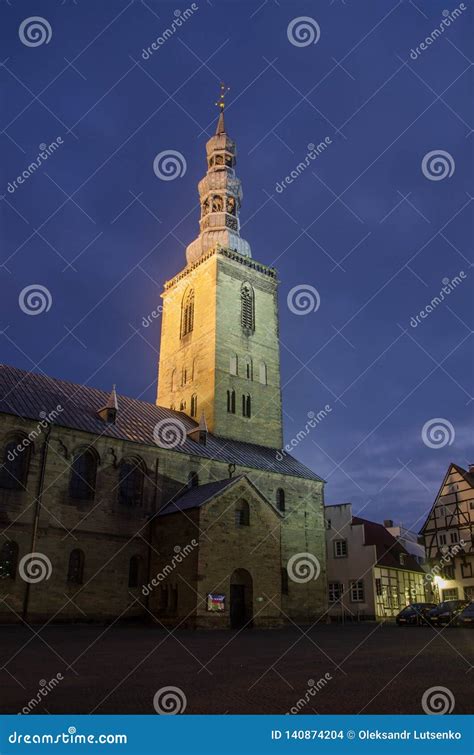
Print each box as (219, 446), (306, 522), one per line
(0, 97), (327, 628)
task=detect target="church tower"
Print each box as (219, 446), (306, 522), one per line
(157, 89), (283, 449)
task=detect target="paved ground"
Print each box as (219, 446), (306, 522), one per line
(0, 622), (472, 715)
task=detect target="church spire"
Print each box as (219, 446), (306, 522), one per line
(185, 85), (252, 265)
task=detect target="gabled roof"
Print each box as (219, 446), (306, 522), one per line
(0, 365), (323, 482)
(352, 516), (423, 573)
(159, 474), (281, 517)
(420, 462), (474, 533)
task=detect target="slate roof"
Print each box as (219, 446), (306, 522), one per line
(0, 365), (323, 482)
(352, 516), (424, 573)
(158, 476), (244, 516)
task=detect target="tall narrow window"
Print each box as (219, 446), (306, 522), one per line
(0, 541), (19, 579)
(281, 568), (289, 596)
(188, 471), (199, 488)
(67, 549), (84, 584)
(118, 459), (144, 507)
(230, 354), (238, 375)
(259, 361), (267, 385)
(240, 283), (255, 332)
(190, 393), (197, 417)
(69, 449), (97, 501)
(181, 288), (194, 338)
(128, 555), (142, 588)
(227, 390), (236, 414)
(276, 488), (285, 512)
(235, 500), (250, 526)
(244, 357), (252, 380)
(242, 394), (251, 418)
(0, 439), (30, 489)
(171, 369), (176, 392)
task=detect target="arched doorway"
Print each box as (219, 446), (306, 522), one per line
(230, 569), (253, 629)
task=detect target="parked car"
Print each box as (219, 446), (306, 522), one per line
(396, 603), (437, 626)
(427, 600), (469, 626)
(454, 602), (474, 627)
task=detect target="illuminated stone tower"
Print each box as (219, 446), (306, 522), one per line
(157, 88), (283, 449)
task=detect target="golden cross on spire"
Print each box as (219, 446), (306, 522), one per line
(215, 82), (230, 111)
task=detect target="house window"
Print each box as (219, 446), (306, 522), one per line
(442, 588), (458, 601)
(399, 553), (405, 566)
(190, 393), (198, 418)
(334, 539), (347, 558)
(0, 439), (30, 489)
(438, 534), (447, 546)
(118, 459), (144, 507)
(328, 582), (343, 603)
(443, 565), (455, 580)
(242, 394), (251, 418)
(227, 389), (236, 414)
(461, 562), (472, 579)
(69, 449), (97, 501)
(0, 541), (19, 579)
(240, 283), (255, 332)
(438, 506), (446, 516)
(281, 568), (289, 596)
(181, 288), (194, 338)
(235, 500), (250, 526)
(326, 519), (332, 530)
(350, 580), (364, 602)
(128, 556), (142, 588)
(375, 578), (382, 597)
(450, 532), (459, 544)
(276, 488), (285, 512)
(67, 549), (84, 584)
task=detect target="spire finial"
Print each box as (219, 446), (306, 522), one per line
(215, 82), (229, 135)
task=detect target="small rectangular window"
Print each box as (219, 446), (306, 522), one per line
(334, 540), (347, 558)
(443, 565), (455, 580)
(442, 588), (458, 601)
(450, 531), (459, 544)
(350, 580), (364, 603)
(375, 578), (382, 597)
(328, 582), (343, 603)
(281, 568), (289, 596)
(461, 562), (472, 579)
(438, 534), (447, 546)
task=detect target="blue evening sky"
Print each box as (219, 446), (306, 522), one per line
(0, 0), (472, 531)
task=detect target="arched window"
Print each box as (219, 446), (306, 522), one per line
(276, 488), (285, 512)
(188, 471), (199, 488)
(69, 449), (97, 501)
(179, 400), (186, 411)
(181, 288), (194, 338)
(0, 438), (30, 489)
(241, 283), (255, 332)
(227, 389), (236, 414)
(0, 541), (19, 579)
(182, 367), (187, 386)
(190, 393), (198, 417)
(243, 356), (253, 380)
(128, 555), (142, 588)
(118, 459), (144, 507)
(230, 354), (238, 375)
(67, 549), (84, 584)
(171, 369), (176, 392)
(242, 394), (251, 418)
(235, 499), (250, 526)
(259, 361), (267, 385)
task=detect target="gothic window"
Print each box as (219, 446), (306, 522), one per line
(235, 500), (250, 526)
(244, 357), (253, 380)
(212, 194), (223, 211)
(0, 541), (19, 579)
(67, 549), (84, 585)
(190, 393), (198, 417)
(276, 488), (285, 512)
(0, 438), (30, 489)
(171, 369), (176, 392)
(259, 361), (267, 385)
(188, 471), (199, 488)
(128, 555), (142, 588)
(227, 390), (236, 414)
(181, 289), (194, 338)
(240, 283), (255, 332)
(230, 354), (238, 375)
(242, 394), (251, 418)
(118, 459), (144, 507)
(182, 367), (187, 386)
(69, 449), (97, 501)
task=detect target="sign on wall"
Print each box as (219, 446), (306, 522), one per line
(207, 593), (225, 612)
